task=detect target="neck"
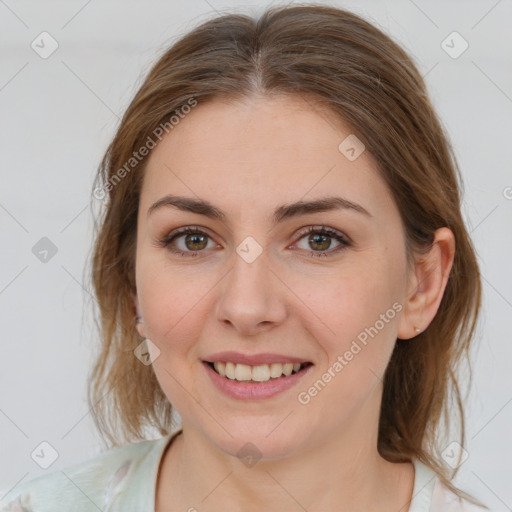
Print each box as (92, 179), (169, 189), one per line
(156, 395), (414, 511)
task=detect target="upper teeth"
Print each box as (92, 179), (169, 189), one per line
(213, 362), (303, 382)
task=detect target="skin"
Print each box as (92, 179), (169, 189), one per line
(133, 94), (455, 512)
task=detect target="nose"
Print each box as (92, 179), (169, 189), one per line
(214, 247), (287, 336)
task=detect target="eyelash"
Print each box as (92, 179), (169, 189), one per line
(156, 225), (351, 259)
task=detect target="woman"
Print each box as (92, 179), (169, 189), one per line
(1, 4), (489, 511)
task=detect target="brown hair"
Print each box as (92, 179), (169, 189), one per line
(87, 4), (484, 507)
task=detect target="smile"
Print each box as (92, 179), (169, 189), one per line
(202, 360), (314, 400)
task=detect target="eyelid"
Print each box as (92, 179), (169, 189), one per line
(155, 225), (220, 248)
(292, 225), (351, 245)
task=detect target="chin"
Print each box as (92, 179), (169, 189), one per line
(203, 420), (308, 461)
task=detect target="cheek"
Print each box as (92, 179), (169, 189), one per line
(291, 270), (401, 423)
(136, 258), (217, 355)
(286, 259), (403, 385)
(136, 261), (217, 411)
(295, 266), (398, 339)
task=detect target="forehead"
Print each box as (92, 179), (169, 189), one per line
(141, 94), (397, 223)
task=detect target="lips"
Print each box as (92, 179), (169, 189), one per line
(202, 359), (313, 399)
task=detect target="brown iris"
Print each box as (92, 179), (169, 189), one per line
(185, 232), (208, 251)
(308, 233), (332, 252)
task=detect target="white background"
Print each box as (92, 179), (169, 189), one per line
(1, 0), (511, 510)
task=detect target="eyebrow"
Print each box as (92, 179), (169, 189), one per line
(147, 194), (372, 224)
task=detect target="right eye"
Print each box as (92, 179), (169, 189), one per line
(157, 226), (219, 257)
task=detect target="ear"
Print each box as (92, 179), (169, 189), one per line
(131, 290), (147, 338)
(397, 227), (455, 340)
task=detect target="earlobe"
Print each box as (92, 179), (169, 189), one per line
(135, 320), (146, 339)
(397, 227), (455, 340)
(396, 290), (425, 340)
(132, 291), (139, 313)
(132, 291), (146, 338)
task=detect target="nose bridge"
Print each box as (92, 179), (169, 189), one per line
(215, 240), (286, 333)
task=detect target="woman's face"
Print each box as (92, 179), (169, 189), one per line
(134, 94), (414, 458)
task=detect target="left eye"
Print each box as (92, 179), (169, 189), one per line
(293, 226), (350, 257)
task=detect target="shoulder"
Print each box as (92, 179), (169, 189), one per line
(431, 479), (492, 512)
(0, 435), (171, 512)
(411, 458), (492, 512)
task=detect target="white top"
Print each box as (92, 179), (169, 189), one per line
(0, 429), (489, 511)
